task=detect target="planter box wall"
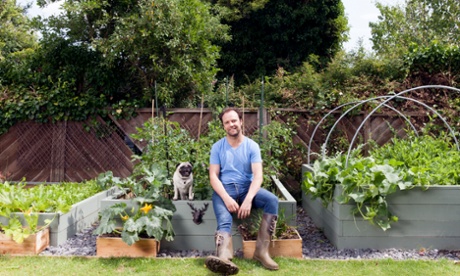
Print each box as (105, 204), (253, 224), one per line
(242, 229), (303, 259)
(96, 236), (160, 258)
(100, 176), (297, 251)
(0, 228), (49, 255)
(0, 188), (116, 247)
(301, 164), (460, 250)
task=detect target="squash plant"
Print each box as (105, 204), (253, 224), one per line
(94, 163), (175, 245)
(0, 180), (103, 243)
(303, 134), (460, 231)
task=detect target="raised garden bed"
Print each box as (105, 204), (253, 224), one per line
(302, 164), (460, 250)
(0, 228), (49, 255)
(96, 235), (160, 258)
(100, 176), (297, 251)
(1, 187), (116, 247)
(241, 228), (302, 259)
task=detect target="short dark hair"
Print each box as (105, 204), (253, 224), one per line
(218, 107), (243, 123)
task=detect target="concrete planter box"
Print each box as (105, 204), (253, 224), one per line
(1, 188), (116, 247)
(100, 176), (297, 251)
(302, 164), (460, 250)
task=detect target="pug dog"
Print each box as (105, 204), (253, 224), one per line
(173, 162), (194, 200)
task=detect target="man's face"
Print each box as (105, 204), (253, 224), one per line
(221, 110), (242, 137)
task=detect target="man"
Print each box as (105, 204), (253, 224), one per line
(205, 107), (279, 275)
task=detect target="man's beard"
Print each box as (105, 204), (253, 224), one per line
(227, 127), (240, 137)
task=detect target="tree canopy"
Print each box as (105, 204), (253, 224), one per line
(370, 0), (460, 57)
(1, 0), (349, 132)
(0, 0), (37, 84)
(216, 0), (348, 83)
(34, 0), (230, 107)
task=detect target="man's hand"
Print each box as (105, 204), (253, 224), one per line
(224, 197), (240, 213)
(237, 199), (252, 219)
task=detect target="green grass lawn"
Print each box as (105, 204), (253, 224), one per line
(1, 256), (459, 276)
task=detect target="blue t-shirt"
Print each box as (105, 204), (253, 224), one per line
(210, 136), (262, 186)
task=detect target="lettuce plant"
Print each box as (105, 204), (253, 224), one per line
(0, 180), (103, 243)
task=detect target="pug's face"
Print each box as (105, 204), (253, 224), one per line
(177, 162), (192, 178)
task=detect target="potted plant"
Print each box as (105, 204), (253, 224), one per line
(237, 209), (302, 259)
(94, 163), (176, 257)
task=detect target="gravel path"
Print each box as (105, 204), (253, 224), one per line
(40, 206), (460, 260)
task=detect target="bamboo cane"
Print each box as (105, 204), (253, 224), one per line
(152, 100), (155, 146)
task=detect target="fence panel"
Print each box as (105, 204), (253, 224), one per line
(0, 118), (133, 182)
(0, 109), (431, 183)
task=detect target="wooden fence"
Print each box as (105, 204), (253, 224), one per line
(0, 108), (430, 183)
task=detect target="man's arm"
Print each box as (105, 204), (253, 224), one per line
(209, 164), (240, 213)
(237, 162), (263, 219)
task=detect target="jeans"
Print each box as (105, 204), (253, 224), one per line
(212, 183), (279, 233)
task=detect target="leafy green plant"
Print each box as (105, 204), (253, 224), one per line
(192, 119), (227, 198)
(130, 117), (214, 199)
(129, 113), (296, 200)
(0, 180), (103, 243)
(95, 200), (174, 246)
(237, 208), (298, 240)
(94, 163), (175, 245)
(303, 134), (460, 231)
(252, 115), (297, 186)
(1, 214), (54, 244)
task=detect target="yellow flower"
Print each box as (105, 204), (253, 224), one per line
(140, 204), (153, 214)
(120, 214), (129, 221)
(24, 208), (33, 216)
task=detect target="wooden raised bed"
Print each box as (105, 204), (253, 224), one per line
(96, 236), (160, 258)
(242, 229), (302, 259)
(0, 228), (49, 255)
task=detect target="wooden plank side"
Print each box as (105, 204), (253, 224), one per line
(242, 232), (302, 259)
(0, 228), (49, 255)
(96, 237), (159, 257)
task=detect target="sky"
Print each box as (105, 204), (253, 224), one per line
(19, 0), (403, 52)
(342, 0), (402, 52)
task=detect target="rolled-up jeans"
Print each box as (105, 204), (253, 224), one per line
(212, 183), (279, 233)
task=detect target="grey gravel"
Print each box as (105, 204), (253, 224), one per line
(40, 206), (460, 260)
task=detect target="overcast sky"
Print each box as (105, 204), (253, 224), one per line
(342, 0), (402, 51)
(20, 0), (403, 52)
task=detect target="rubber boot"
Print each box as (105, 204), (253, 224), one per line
(253, 213), (279, 270)
(205, 231), (239, 275)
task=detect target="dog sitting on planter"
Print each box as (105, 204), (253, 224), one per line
(172, 162), (194, 200)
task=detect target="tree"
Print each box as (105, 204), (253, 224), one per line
(0, 0), (37, 84)
(206, 0), (270, 21)
(215, 0), (348, 83)
(370, 0), (460, 58)
(36, 0), (230, 107)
